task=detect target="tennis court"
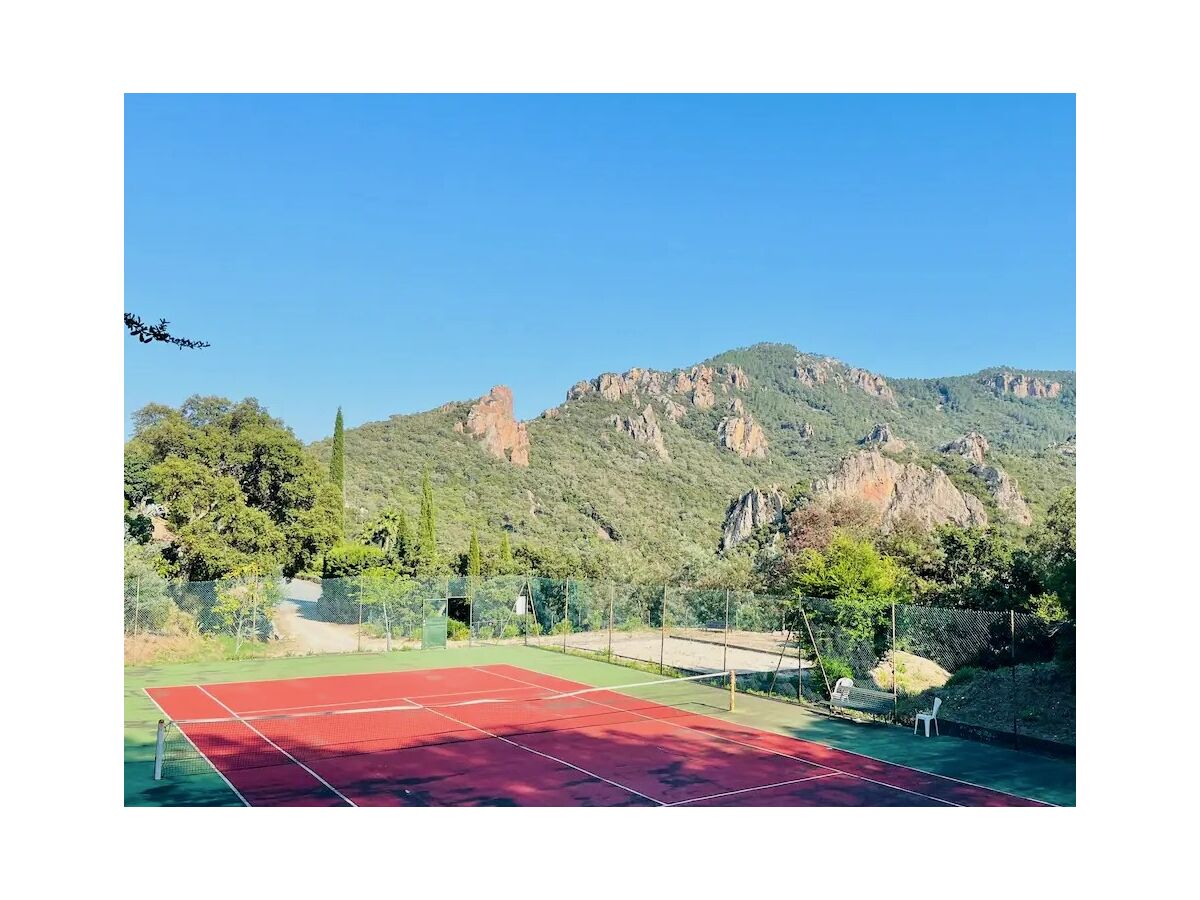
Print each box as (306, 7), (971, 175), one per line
(146, 664), (1044, 806)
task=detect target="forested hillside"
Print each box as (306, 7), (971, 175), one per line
(304, 342), (1074, 582)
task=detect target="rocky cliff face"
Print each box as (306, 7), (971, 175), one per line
(567, 363), (747, 410)
(985, 372), (1062, 399)
(721, 486), (786, 550)
(813, 450), (988, 531)
(939, 431), (1032, 524)
(860, 422), (906, 452)
(794, 355), (896, 404)
(609, 404), (669, 461)
(940, 431), (990, 465)
(970, 464), (1032, 525)
(717, 414), (768, 459)
(460, 385), (530, 466)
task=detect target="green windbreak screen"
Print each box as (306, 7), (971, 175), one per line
(422, 615), (448, 649)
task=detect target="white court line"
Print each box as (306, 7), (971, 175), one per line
(517, 656), (1052, 806)
(479, 666), (959, 807)
(142, 688), (250, 807)
(196, 685), (358, 807)
(667, 772), (840, 806)
(412, 696), (665, 806)
(238, 684), (544, 716)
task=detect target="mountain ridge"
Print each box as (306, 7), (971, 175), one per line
(310, 342), (1075, 580)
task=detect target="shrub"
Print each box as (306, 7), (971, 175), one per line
(447, 619), (470, 642)
(807, 656), (853, 699)
(550, 619), (573, 635)
(476, 626), (494, 641)
(946, 666), (981, 687)
(501, 624), (520, 639)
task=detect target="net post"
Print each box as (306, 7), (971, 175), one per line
(729, 669), (736, 712)
(153, 719), (166, 780)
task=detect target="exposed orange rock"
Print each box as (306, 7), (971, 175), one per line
(461, 385), (530, 466)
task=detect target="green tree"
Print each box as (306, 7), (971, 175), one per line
(362, 507), (417, 572)
(330, 407), (345, 534)
(499, 532), (515, 574)
(417, 470), (438, 574)
(126, 396), (339, 579)
(793, 534), (907, 641)
(468, 528), (482, 579)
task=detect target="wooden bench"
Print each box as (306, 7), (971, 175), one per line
(829, 677), (894, 717)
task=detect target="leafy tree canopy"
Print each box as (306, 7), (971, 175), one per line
(125, 396), (340, 580)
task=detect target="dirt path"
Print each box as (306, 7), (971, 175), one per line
(272, 580), (383, 653)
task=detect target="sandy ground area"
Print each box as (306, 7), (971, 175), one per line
(537, 629), (809, 673)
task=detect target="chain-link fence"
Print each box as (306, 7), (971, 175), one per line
(124, 572), (1074, 751)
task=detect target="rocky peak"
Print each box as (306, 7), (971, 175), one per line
(721, 486), (786, 550)
(813, 450), (988, 531)
(728, 397), (745, 415)
(717, 414), (768, 459)
(940, 431), (990, 466)
(860, 422), (906, 452)
(658, 396), (687, 423)
(793, 355), (895, 404)
(609, 403), (669, 461)
(460, 385), (530, 466)
(985, 372), (1063, 399)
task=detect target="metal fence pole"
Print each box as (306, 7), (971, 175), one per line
(659, 585), (667, 674)
(468, 577), (474, 648)
(722, 589), (730, 673)
(607, 583), (615, 660)
(383, 583), (392, 652)
(1010, 609), (1018, 749)
(357, 576), (363, 652)
(563, 578), (569, 652)
(891, 601), (898, 722)
(134, 575), (142, 636)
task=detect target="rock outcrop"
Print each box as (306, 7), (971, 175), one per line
(658, 397), (687, 423)
(459, 386), (530, 466)
(717, 415), (768, 459)
(985, 372), (1062, 399)
(793, 355), (896, 404)
(609, 404), (669, 461)
(940, 431), (990, 466)
(565, 363), (747, 408)
(782, 421), (814, 439)
(848, 368), (897, 404)
(939, 431), (1032, 524)
(813, 450), (988, 531)
(860, 422), (906, 452)
(970, 464), (1032, 526)
(721, 486), (786, 550)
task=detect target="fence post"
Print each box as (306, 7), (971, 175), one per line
(659, 585), (667, 674)
(1010, 609), (1018, 749)
(524, 574), (530, 645)
(468, 577), (473, 648)
(723, 589), (730, 673)
(383, 582), (392, 652)
(563, 579), (569, 652)
(134, 575), (142, 636)
(891, 602), (898, 723)
(357, 576), (363, 653)
(607, 583), (615, 660)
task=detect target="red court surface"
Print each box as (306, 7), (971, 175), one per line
(146, 664), (1045, 807)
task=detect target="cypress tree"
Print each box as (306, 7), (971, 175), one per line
(330, 407), (345, 533)
(417, 470), (437, 573)
(468, 528), (482, 579)
(499, 531), (514, 574)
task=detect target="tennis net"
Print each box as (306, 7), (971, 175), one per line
(153, 670), (736, 779)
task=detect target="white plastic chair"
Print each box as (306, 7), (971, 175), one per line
(914, 696), (942, 737)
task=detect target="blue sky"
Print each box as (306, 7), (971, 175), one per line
(125, 94), (1075, 443)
